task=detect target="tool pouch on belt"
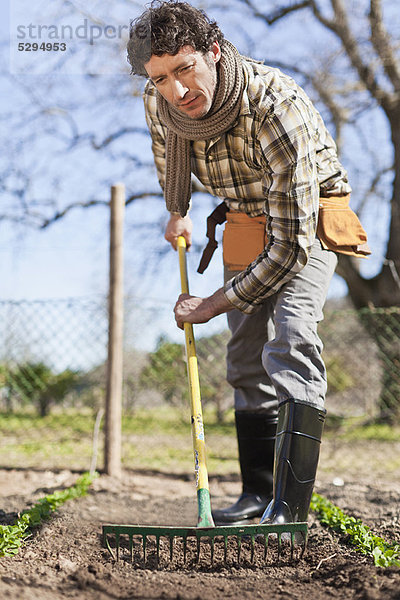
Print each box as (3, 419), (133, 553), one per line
(222, 211), (267, 270)
(197, 203), (267, 273)
(197, 196), (371, 274)
(317, 195), (371, 257)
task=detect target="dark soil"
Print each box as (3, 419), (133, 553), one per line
(0, 466), (399, 599)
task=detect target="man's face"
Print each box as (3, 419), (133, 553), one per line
(144, 42), (221, 119)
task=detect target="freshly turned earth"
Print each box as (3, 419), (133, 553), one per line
(0, 462), (399, 599)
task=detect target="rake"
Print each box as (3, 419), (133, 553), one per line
(102, 236), (308, 566)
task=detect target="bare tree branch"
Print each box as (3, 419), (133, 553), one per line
(310, 0), (390, 108)
(37, 191), (164, 229)
(85, 127), (149, 150)
(39, 199), (108, 228)
(358, 163), (394, 215)
(369, 0), (400, 93)
(237, 0), (311, 24)
(125, 191), (163, 206)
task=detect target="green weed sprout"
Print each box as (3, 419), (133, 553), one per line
(311, 493), (400, 568)
(0, 472), (97, 557)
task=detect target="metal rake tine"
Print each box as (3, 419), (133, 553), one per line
(237, 534), (242, 563)
(196, 537), (201, 563)
(116, 533), (120, 561)
(169, 536), (174, 562)
(278, 532), (282, 560)
(301, 531), (308, 558)
(210, 537), (215, 564)
(143, 535), (147, 563)
(264, 534), (269, 561)
(104, 534), (116, 561)
(183, 536), (188, 563)
(296, 535), (306, 561)
(290, 532), (295, 561)
(156, 536), (161, 564)
(129, 534), (134, 563)
(224, 535), (228, 564)
(250, 534), (255, 563)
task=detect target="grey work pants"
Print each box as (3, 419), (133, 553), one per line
(225, 237), (338, 413)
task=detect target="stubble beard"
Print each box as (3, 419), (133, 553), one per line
(187, 58), (218, 120)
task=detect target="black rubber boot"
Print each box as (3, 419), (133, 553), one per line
(212, 411), (277, 525)
(259, 399), (326, 527)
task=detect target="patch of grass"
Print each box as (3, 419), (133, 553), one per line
(324, 419), (400, 442)
(325, 355), (355, 393)
(0, 472), (96, 557)
(0, 407), (237, 472)
(122, 436), (193, 471)
(311, 493), (400, 568)
(4, 408), (397, 476)
(0, 410), (101, 469)
(122, 408), (189, 436)
(2, 437), (94, 465)
(341, 423), (400, 442)
(0, 411), (94, 435)
(122, 407), (237, 473)
(121, 417), (238, 476)
(121, 406), (235, 436)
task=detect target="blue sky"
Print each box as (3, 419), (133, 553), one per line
(2, 0), (132, 300)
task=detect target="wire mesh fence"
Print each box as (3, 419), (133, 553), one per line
(0, 298), (108, 413)
(0, 297), (399, 472)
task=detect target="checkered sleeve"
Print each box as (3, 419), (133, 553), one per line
(143, 81), (167, 192)
(224, 94), (320, 313)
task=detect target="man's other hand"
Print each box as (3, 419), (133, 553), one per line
(174, 288), (234, 329)
(165, 213), (193, 250)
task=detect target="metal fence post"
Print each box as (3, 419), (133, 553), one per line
(105, 183), (125, 477)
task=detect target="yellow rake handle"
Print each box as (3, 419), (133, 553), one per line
(177, 236), (214, 527)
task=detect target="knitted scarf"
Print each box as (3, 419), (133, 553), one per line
(156, 40), (245, 217)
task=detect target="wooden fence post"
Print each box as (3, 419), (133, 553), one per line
(105, 183), (125, 477)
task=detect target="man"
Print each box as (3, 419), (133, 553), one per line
(127, 1), (370, 528)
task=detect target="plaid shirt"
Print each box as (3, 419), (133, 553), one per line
(143, 59), (351, 313)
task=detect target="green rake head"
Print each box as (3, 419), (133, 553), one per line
(102, 522), (308, 566)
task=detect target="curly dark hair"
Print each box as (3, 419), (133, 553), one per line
(127, 1), (224, 76)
